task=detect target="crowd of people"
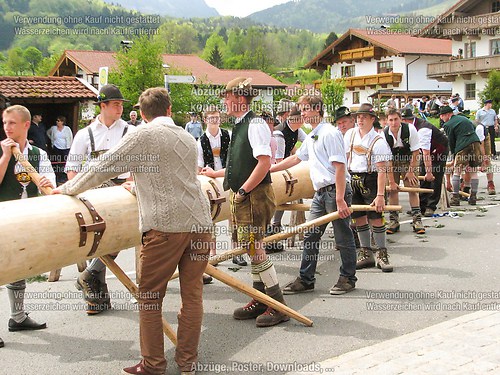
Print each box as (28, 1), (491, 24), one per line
(0, 79), (497, 374)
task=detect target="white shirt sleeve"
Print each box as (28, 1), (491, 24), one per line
(64, 127), (90, 173)
(248, 118), (272, 158)
(417, 128), (432, 151)
(295, 139), (309, 161)
(38, 149), (56, 188)
(197, 141), (204, 168)
(297, 128), (307, 142)
(476, 125), (485, 142)
(408, 124), (421, 152)
(372, 137), (393, 163)
(273, 131), (285, 160)
(325, 129), (347, 164)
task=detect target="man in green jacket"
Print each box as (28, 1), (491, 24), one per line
(441, 105), (482, 205)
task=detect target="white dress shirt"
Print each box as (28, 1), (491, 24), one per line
(65, 116), (136, 179)
(296, 121), (350, 191)
(345, 127), (392, 173)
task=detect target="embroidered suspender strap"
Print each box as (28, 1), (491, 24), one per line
(347, 129), (357, 171)
(366, 135), (382, 172)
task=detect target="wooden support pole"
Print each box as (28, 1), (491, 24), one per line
(100, 255), (178, 346)
(386, 186), (434, 194)
(204, 264), (313, 327)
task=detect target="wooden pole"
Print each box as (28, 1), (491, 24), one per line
(204, 264), (313, 327)
(386, 186), (434, 194)
(100, 255), (178, 346)
(11, 146), (53, 195)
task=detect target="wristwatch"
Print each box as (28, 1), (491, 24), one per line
(238, 188), (248, 196)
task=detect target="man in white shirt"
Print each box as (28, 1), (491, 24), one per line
(383, 109), (424, 234)
(271, 95), (357, 295)
(65, 84), (137, 315)
(344, 103), (393, 272)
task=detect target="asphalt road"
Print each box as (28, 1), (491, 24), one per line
(1, 171), (500, 375)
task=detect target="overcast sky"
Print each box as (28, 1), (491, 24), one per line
(205, 0), (292, 17)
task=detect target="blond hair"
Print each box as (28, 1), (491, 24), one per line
(4, 105), (31, 122)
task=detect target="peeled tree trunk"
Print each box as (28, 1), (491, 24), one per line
(0, 163), (314, 286)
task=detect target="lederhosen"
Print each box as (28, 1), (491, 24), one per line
(87, 124), (128, 186)
(200, 129), (230, 169)
(347, 130), (384, 219)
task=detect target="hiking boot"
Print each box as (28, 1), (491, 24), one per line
(202, 274), (213, 285)
(412, 212), (425, 234)
(282, 277), (314, 295)
(86, 283), (111, 315)
(255, 306), (290, 327)
(487, 181), (496, 195)
(468, 192), (477, 205)
(356, 247), (375, 269)
(386, 211), (400, 234)
(256, 285), (289, 327)
(233, 299), (267, 320)
(329, 276), (355, 295)
(75, 269), (101, 303)
(450, 193), (461, 206)
(375, 248), (393, 272)
(423, 208), (435, 218)
(461, 186), (470, 201)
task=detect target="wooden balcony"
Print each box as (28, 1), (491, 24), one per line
(313, 72), (403, 90)
(342, 72), (403, 89)
(339, 46), (383, 62)
(427, 55), (500, 81)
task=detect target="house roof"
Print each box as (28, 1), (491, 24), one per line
(0, 76), (97, 100)
(50, 50), (286, 87)
(305, 28), (451, 70)
(419, 0), (484, 38)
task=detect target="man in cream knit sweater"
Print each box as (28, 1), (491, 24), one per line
(55, 87), (213, 375)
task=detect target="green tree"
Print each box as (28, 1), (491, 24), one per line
(479, 70), (500, 112)
(202, 32), (226, 61)
(23, 46), (43, 75)
(155, 21), (199, 54)
(208, 44), (224, 68)
(323, 32), (338, 49)
(320, 68), (346, 116)
(6, 47), (27, 75)
(109, 35), (164, 114)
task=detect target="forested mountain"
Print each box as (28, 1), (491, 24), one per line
(248, 0), (457, 33)
(101, 0), (218, 18)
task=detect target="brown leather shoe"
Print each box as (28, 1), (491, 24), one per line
(233, 299), (267, 320)
(8, 314), (47, 332)
(255, 307), (290, 327)
(329, 276), (355, 295)
(122, 361), (157, 375)
(356, 247), (375, 269)
(376, 248), (393, 272)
